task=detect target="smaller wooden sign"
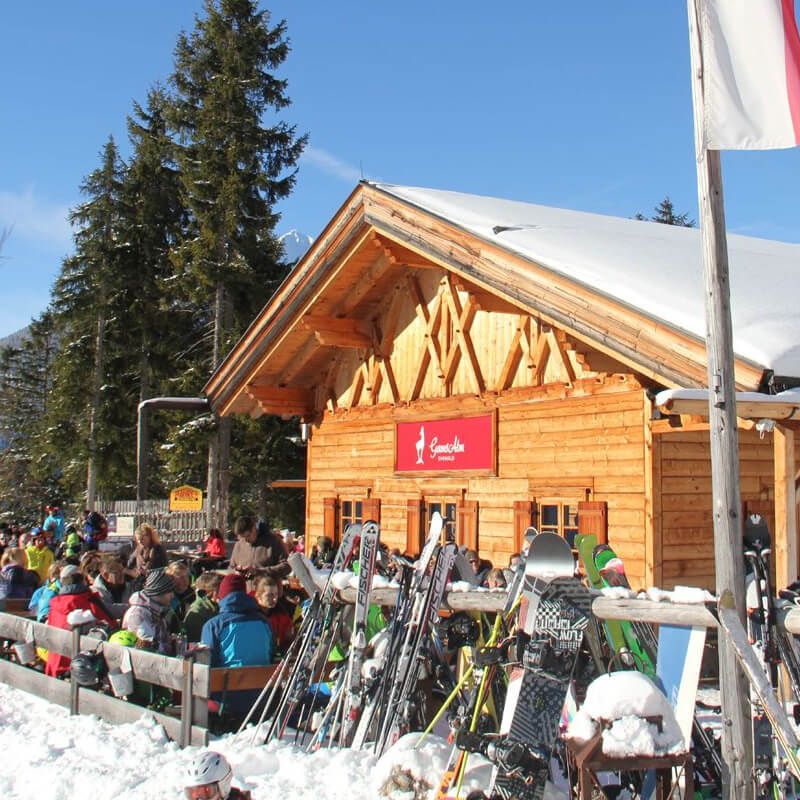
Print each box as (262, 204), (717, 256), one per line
(169, 485), (203, 512)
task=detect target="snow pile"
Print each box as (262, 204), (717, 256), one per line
(600, 586), (635, 600)
(566, 672), (685, 758)
(645, 585), (715, 604)
(373, 733), (492, 799)
(0, 681), (380, 799)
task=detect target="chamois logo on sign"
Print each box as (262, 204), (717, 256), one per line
(415, 426), (425, 464)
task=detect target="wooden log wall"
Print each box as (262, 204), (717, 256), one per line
(654, 426), (777, 590)
(306, 387), (648, 588)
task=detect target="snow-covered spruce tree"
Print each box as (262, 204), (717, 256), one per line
(166, 0), (306, 529)
(0, 310), (61, 520)
(48, 137), (128, 505)
(118, 86), (189, 500)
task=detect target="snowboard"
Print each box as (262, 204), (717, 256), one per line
(490, 534), (587, 800)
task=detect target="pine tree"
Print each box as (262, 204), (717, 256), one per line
(635, 196), (695, 227)
(48, 137), (127, 505)
(167, 0), (306, 528)
(121, 87), (188, 499)
(0, 310), (60, 519)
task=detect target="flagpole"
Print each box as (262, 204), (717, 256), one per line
(687, 1), (753, 797)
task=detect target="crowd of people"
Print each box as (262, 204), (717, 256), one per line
(0, 511), (306, 724)
(0, 508), (519, 735)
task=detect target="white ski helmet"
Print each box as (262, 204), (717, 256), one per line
(184, 751), (233, 799)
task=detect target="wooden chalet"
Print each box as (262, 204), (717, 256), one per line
(205, 182), (800, 591)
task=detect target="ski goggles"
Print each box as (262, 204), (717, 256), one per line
(184, 785), (223, 800)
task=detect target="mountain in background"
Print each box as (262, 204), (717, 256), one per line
(279, 229), (314, 264)
(0, 327), (30, 351)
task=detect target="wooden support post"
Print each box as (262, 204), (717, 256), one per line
(775, 425), (798, 590)
(69, 626), (80, 715)
(687, 2), (753, 796)
(180, 650), (196, 748)
(192, 646), (211, 732)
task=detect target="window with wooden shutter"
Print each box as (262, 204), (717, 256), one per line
(323, 497), (339, 545)
(406, 498), (425, 555)
(457, 500), (479, 552)
(577, 500), (608, 546)
(513, 500), (538, 554)
(362, 497), (381, 526)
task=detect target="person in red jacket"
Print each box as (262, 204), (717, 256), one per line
(46, 565), (115, 678)
(253, 574), (295, 656)
(202, 528), (227, 559)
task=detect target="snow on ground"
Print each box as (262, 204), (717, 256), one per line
(0, 682), (495, 800)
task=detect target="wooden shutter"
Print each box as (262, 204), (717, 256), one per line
(457, 500), (479, 552)
(323, 496), (339, 545)
(513, 500), (537, 554)
(406, 498), (425, 556)
(362, 497), (381, 525)
(577, 500), (607, 545)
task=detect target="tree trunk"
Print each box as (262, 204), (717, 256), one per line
(206, 281), (225, 529)
(86, 283), (107, 508)
(136, 346), (151, 502)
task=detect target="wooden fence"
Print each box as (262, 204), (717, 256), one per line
(97, 499), (208, 546)
(0, 609), (294, 747)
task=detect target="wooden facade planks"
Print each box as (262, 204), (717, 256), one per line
(653, 426), (777, 590)
(307, 388), (648, 587)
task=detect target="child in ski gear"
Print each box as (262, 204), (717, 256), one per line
(254, 574), (296, 654)
(201, 572), (274, 712)
(184, 572), (222, 642)
(184, 751), (251, 800)
(166, 560), (196, 622)
(25, 530), (54, 584)
(32, 561), (61, 622)
(45, 566), (115, 677)
(63, 526), (82, 559)
(121, 567), (175, 654)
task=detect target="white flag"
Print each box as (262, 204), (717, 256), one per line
(696, 0), (800, 149)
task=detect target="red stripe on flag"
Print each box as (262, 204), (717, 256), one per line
(782, 0), (800, 143)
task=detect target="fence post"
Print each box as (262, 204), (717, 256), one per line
(192, 646), (211, 734)
(69, 625), (81, 715)
(180, 650), (196, 748)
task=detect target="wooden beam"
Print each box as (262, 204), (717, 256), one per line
(302, 315), (372, 349)
(406, 273), (444, 401)
(441, 274), (484, 394)
(658, 393), (800, 421)
(775, 425), (798, 590)
(245, 385), (312, 416)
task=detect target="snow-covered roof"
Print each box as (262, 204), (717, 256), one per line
(373, 184), (800, 379)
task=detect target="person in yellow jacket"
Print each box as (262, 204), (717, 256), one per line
(25, 529), (54, 585)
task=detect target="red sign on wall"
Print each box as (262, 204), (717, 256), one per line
(395, 413), (495, 474)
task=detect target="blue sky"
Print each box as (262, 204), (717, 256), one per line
(2, 1), (799, 339)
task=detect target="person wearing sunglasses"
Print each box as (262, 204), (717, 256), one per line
(184, 751), (251, 800)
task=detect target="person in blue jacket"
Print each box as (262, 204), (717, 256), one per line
(201, 572), (273, 719)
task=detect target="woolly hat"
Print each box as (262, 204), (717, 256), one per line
(142, 567), (175, 598)
(218, 573), (247, 600)
(60, 564), (81, 581)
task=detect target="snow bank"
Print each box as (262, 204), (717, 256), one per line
(0, 682), (378, 799)
(566, 672), (685, 758)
